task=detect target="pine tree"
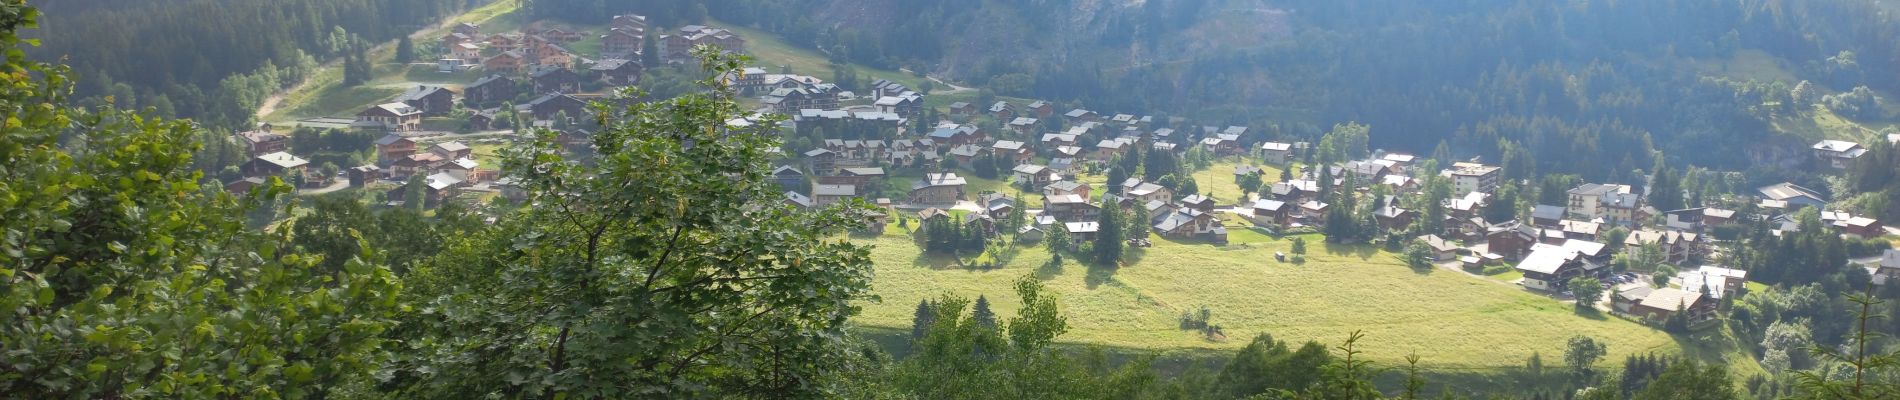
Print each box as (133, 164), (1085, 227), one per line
(1094, 197), (1126, 266)
(971, 295), (997, 330)
(911, 300), (938, 341)
(1128, 200), (1151, 240)
(396, 35), (415, 64)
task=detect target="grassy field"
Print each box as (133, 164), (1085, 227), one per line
(1769, 105), (1898, 144)
(715, 22), (929, 91)
(852, 225), (1761, 373)
(1190, 158), (1281, 205)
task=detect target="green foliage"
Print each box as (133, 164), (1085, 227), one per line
(1568, 277), (1604, 310)
(1213, 333), (1332, 397)
(1630, 362), (1735, 400)
(387, 50), (877, 397)
(1093, 196), (1125, 267)
(1565, 335), (1609, 382)
(1403, 239), (1435, 269)
(0, 5), (401, 395)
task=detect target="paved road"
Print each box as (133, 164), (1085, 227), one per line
(297, 178), (351, 196)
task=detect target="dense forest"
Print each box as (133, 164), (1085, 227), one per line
(524, 0), (1899, 182)
(26, 0), (476, 128)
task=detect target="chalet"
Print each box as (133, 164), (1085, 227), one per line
(1421, 235), (1459, 261)
(1485, 221), (1538, 261)
(1025, 100), (1055, 118)
(433, 157), (483, 184)
(813, 184), (857, 206)
(1874, 250), (1900, 286)
(225, 177), (266, 196)
(520, 93), (587, 121)
(237, 130), (289, 156)
(1044, 194), (1101, 222)
(1373, 203), (1415, 231)
(1006, 117), (1040, 135)
(374, 134), (418, 166)
(1094, 138), (1132, 160)
(947, 144), (984, 165)
(1151, 128), (1177, 143)
(874, 92), (925, 116)
(1625, 229), (1705, 264)
(530, 66), (582, 94)
(1012, 164), (1058, 188)
(448, 21), (481, 37)
(1064, 108), (1097, 122)
(1181, 194), (1217, 213)
(988, 101), (1014, 120)
(763, 166), (804, 190)
(1126, 182), (1173, 205)
(1611, 285), (1653, 313)
(396, 85), (456, 116)
(612, 14), (648, 31)
(992, 140), (1032, 165)
(1380, 153), (1418, 171)
(909, 173), (967, 204)
(1297, 201), (1330, 221)
(1676, 265), (1748, 299)
(1702, 208), (1737, 226)
(784, 191), (816, 208)
(389, 153), (443, 179)
(242, 151), (310, 179)
(483, 50), (527, 73)
(486, 34), (523, 52)
(1043, 180), (1093, 201)
(1663, 207), (1711, 231)
(452, 42), (483, 60)
(1812, 140), (1867, 170)
(1260, 142), (1293, 164)
(589, 59), (643, 86)
(804, 149), (837, 172)
(1447, 192), (1489, 220)
(1040, 133), (1079, 148)
(1516, 244), (1596, 291)
(1064, 221), (1102, 244)
(1154, 209), (1221, 239)
(429, 141), (473, 160)
(1757, 182), (1827, 209)
(870, 79), (909, 98)
(948, 102), (976, 116)
(1560, 220), (1602, 241)
(1251, 199), (1289, 225)
(927, 125), (982, 146)
(660, 25), (745, 62)
(467, 108), (500, 131)
(1531, 205), (1566, 227)
(347, 165), (381, 186)
(1443, 162), (1502, 195)
(464, 75), (520, 107)
(981, 193), (1016, 220)
(399, 172), (468, 208)
(818, 167), (885, 190)
(1344, 160), (1389, 181)
(1270, 179), (1321, 202)
(1380, 175), (1419, 193)
(355, 103), (422, 132)
(601, 28), (645, 57)
(918, 208), (950, 222)
(1629, 287), (1716, 324)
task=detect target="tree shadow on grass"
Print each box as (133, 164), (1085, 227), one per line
(1034, 256), (1064, 280)
(1319, 240), (1382, 261)
(1084, 263), (1120, 290)
(1572, 306), (1609, 321)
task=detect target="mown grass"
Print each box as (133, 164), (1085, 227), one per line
(1189, 158), (1281, 205)
(852, 226), (1760, 373)
(714, 21), (927, 90)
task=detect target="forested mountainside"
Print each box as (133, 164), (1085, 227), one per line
(530, 0), (1898, 179)
(26, 0), (474, 128)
